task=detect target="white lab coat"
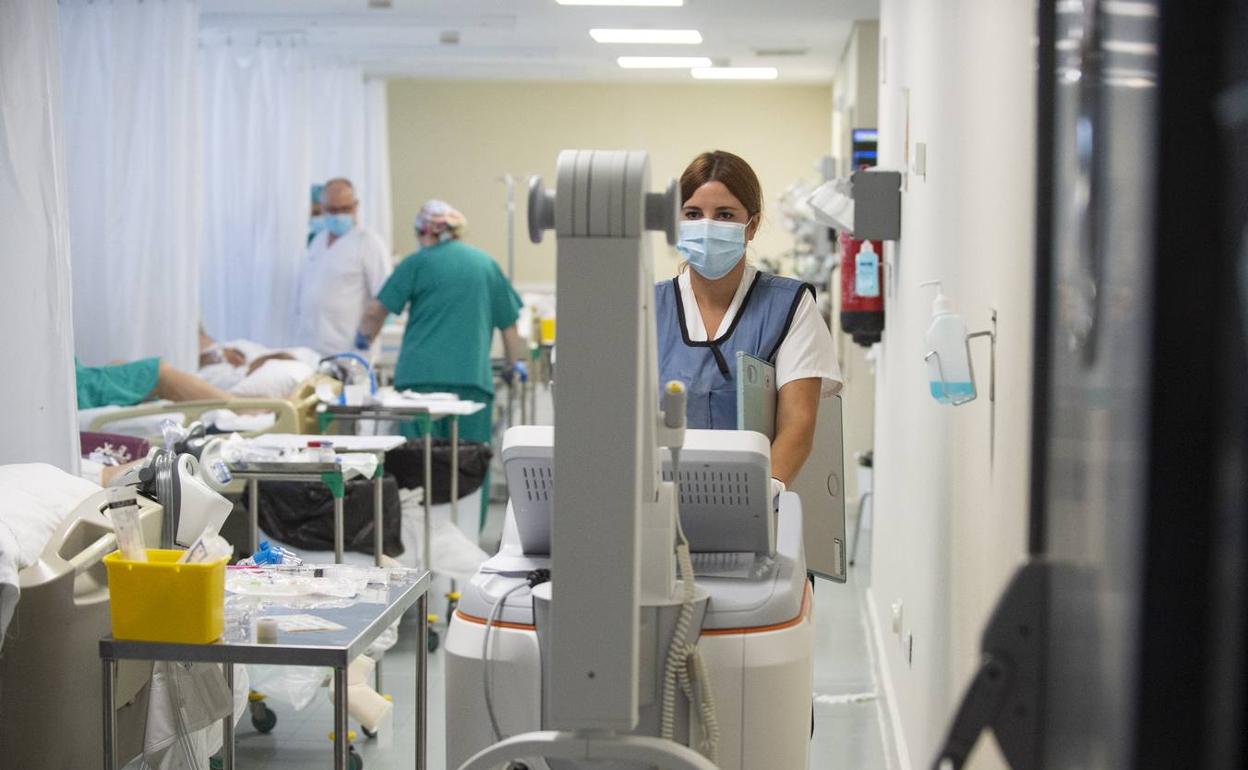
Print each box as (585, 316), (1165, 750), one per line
(292, 226), (392, 354)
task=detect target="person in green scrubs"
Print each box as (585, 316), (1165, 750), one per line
(75, 357), (230, 409)
(354, 200), (529, 521)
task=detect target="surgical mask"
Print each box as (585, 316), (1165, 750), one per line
(676, 219), (749, 280)
(308, 215), (327, 235)
(325, 213), (353, 237)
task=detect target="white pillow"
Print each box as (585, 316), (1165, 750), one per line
(0, 464), (101, 569)
(229, 359), (314, 399)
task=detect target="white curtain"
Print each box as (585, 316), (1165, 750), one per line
(59, 0), (200, 370)
(0, 0), (79, 470)
(199, 43), (392, 346)
(363, 78), (393, 253)
(200, 43), (312, 346)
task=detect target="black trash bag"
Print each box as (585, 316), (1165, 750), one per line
(257, 476), (403, 557)
(385, 439), (492, 504)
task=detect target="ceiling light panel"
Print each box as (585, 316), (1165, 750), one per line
(558, 0), (682, 5)
(691, 67), (779, 80)
(590, 28), (702, 44)
(617, 56), (712, 68)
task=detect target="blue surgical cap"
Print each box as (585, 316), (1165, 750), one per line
(311, 183), (325, 205)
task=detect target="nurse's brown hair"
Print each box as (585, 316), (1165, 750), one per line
(679, 150), (763, 217)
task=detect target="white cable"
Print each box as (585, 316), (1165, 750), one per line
(659, 448), (720, 763)
(483, 581), (532, 743)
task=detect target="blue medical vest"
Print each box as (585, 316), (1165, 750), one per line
(656, 272), (813, 429)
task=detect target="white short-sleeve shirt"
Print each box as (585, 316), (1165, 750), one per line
(677, 266), (842, 394)
(292, 226), (392, 355)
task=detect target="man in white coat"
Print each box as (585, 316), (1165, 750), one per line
(292, 177), (392, 355)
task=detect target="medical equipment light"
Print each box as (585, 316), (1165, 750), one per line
(618, 56), (712, 68)
(590, 28), (702, 44)
(560, 0), (682, 5)
(691, 66), (779, 80)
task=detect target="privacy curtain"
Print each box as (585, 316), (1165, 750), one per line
(199, 43), (393, 346)
(200, 42), (312, 347)
(363, 78), (393, 254)
(0, 0), (79, 470)
(59, 0), (201, 370)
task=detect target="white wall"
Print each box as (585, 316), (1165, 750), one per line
(869, 1), (1035, 768)
(830, 20), (881, 506)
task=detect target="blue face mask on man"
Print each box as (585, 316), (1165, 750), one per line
(676, 218), (749, 280)
(324, 213), (353, 238)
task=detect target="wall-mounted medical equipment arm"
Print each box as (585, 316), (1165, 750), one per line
(920, 281), (997, 407)
(932, 560), (1046, 770)
(458, 151), (714, 770)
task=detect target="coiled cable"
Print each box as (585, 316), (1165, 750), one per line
(659, 448), (720, 762)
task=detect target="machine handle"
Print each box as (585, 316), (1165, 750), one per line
(68, 530), (118, 577)
(528, 175), (556, 244)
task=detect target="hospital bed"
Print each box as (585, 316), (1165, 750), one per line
(0, 469), (164, 768)
(84, 397), (300, 442)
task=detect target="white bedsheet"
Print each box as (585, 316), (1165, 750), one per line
(0, 464), (101, 645)
(199, 341), (321, 398)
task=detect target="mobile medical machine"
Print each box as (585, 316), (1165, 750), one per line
(444, 150), (816, 770)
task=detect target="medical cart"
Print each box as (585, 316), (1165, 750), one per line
(99, 570), (431, 770)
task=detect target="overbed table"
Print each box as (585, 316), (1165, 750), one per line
(235, 434), (408, 566)
(317, 399), (485, 571)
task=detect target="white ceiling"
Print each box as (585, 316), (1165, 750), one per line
(198, 0), (880, 83)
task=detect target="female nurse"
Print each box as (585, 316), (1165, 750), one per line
(657, 150), (842, 496)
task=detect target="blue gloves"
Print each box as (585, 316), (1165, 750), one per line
(353, 331), (371, 351)
(503, 360), (529, 385)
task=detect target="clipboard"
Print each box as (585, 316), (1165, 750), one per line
(735, 352), (848, 583)
(736, 352), (777, 439)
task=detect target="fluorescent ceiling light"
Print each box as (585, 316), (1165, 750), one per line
(618, 56), (711, 69)
(559, 0), (682, 5)
(590, 28), (702, 44)
(691, 67), (778, 80)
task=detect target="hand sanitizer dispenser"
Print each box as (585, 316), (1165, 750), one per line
(920, 280), (976, 404)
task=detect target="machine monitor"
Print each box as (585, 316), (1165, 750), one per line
(502, 426), (774, 556)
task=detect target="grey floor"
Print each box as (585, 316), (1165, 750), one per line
(222, 501), (894, 770)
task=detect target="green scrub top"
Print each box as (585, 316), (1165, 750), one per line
(377, 239), (522, 396)
(75, 357), (161, 410)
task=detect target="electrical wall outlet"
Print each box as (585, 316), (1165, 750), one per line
(891, 600), (904, 634)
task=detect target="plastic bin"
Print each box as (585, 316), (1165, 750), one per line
(104, 549), (227, 644)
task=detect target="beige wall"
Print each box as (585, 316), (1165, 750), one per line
(387, 80), (831, 287)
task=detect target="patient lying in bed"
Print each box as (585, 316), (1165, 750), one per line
(75, 357), (231, 410)
(196, 337), (321, 398)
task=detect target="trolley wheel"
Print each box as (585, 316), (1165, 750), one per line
(251, 702), (278, 733)
(362, 725), (378, 739)
(349, 745), (365, 770)
(428, 627), (441, 653)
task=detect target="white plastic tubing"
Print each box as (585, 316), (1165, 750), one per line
(0, 0), (80, 472)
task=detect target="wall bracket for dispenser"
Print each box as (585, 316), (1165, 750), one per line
(925, 309), (997, 407)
